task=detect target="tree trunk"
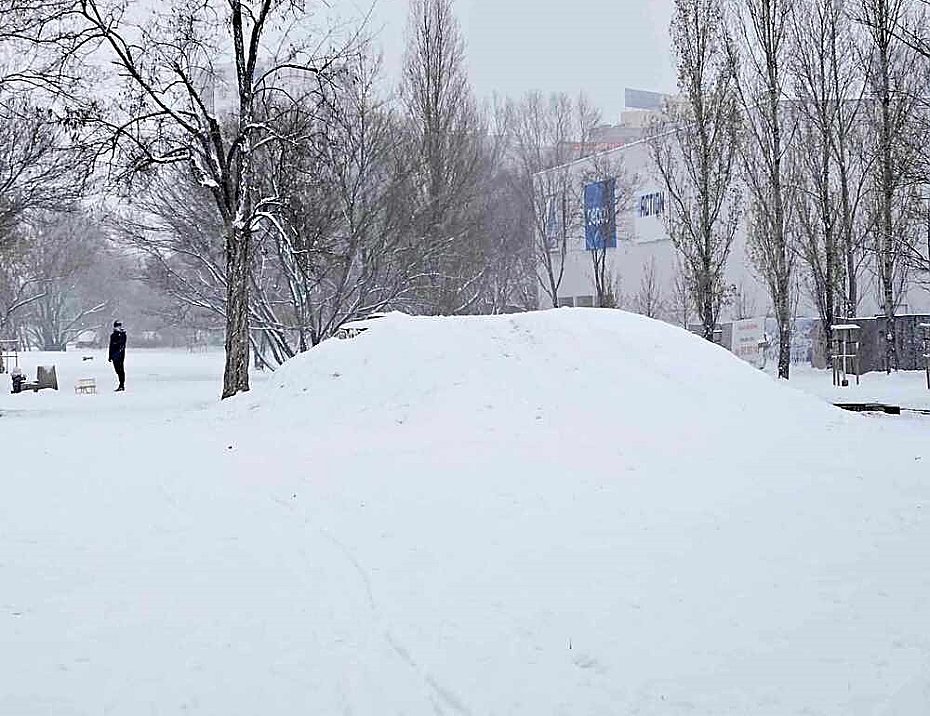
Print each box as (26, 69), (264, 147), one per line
(700, 274), (715, 340)
(880, 166), (897, 372)
(845, 243), (858, 317)
(222, 223), (251, 399)
(878, 21), (897, 373)
(778, 318), (791, 378)
(822, 139), (836, 367)
(776, 287), (792, 379)
(545, 257), (560, 308)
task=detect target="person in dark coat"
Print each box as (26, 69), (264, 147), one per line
(108, 320), (127, 391)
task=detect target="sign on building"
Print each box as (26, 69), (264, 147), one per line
(637, 191), (665, 218)
(584, 178), (617, 250)
(630, 186), (667, 244)
(731, 318), (766, 367)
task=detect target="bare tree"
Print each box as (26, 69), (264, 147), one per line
(0, 211), (112, 348)
(581, 156), (635, 309)
(651, 0), (741, 341)
(671, 259), (693, 327)
(0, 89), (92, 328)
(401, 0), (486, 315)
(733, 0), (797, 379)
(834, 3), (930, 303)
(0, 230), (43, 338)
(790, 0), (871, 361)
(469, 104), (538, 313)
(117, 165), (228, 344)
(0, 0), (348, 397)
(832, 22), (873, 319)
(903, 200), (930, 292)
(510, 92), (602, 307)
(590, 236), (619, 308)
(633, 256), (665, 319)
(0, 95), (91, 243)
(124, 50), (437, 367)
(254, 52), (426, 355)
(853, 0), (923, 371)
(20, 213), (107, 350)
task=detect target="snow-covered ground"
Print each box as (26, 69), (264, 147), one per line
(786, 364), (930, 412)
(2, 310), (929, 715)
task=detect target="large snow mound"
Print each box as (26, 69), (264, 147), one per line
(213, 309), (927, 713)
(250, 308), (838, 439)
(3, 310), (929, 715)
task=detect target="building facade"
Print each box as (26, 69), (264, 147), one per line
(534, 135), (930, 367)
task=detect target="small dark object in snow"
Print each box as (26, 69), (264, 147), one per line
(10, 368), (26, 394)
(36, 366), (58, 391)
(11, 365), (58, 393)
(834, 402), (901, 415)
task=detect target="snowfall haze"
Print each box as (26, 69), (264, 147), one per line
(369, 0), (677, 119)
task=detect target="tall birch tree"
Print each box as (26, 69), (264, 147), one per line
(651, 0), (742, 341)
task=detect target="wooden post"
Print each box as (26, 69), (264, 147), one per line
(830, 324), (860, 388)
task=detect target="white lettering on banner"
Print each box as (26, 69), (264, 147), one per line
(638, 191), (665, 218)
(731, 318), (765, 367)
(586, 206), (615, 230)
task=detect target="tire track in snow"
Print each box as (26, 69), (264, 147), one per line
(270, 494), (472, 715)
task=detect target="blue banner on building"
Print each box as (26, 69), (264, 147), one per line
(584, 178), (617, 250)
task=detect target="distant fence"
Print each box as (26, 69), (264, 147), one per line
(708, 314), (930, 373)
(844, 315), (930, 373)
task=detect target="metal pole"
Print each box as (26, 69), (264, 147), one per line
(842, 332), (848, 387)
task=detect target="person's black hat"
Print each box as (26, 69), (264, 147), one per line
(114, 320), (122, 327)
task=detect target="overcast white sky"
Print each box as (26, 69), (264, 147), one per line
(362, 0), (677, 124)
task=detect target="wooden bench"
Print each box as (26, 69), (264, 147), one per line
(75, 378), (96, 395)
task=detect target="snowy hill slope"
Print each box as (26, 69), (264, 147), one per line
(241, 308), (845, 468)
(253, 308), (837, 427)
(3, 309), (929, 715)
